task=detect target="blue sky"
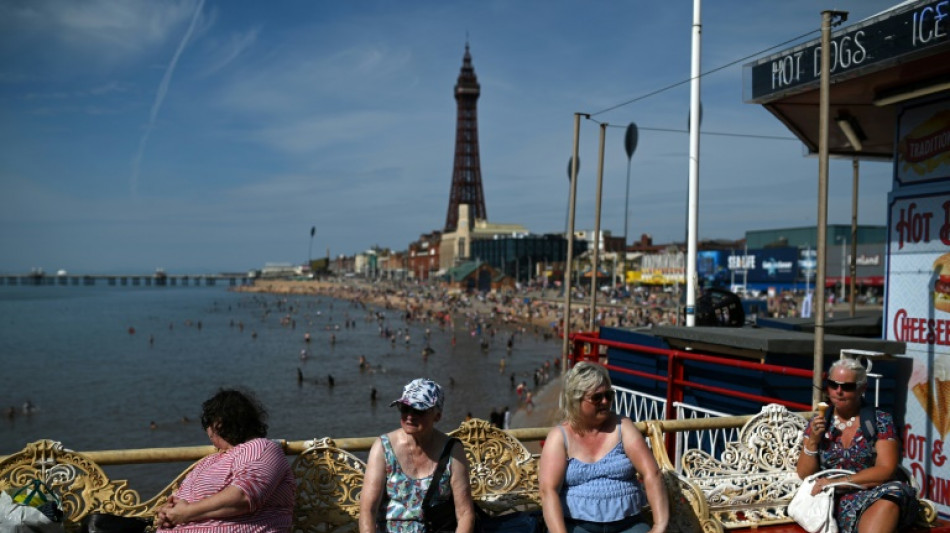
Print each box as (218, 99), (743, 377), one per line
(0, 0), (900, 274)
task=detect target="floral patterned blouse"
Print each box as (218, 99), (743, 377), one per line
(803, 409), (918, 533)
(376, 434), (453, 533)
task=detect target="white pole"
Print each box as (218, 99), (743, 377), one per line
(686, 0), (702, 327)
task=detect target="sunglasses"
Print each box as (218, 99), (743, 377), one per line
(585, 389), (615, 404)
(825, 379), (859, 392)
(398, 404), (431, 417)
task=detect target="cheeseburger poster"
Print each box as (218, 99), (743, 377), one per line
(886, 181), (950, 509)
(887, 92), (950, 513)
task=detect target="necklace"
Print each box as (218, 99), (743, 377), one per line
(834, 414), (856, 431)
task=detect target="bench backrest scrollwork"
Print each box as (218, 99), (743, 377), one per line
(0, 440), (186, 527)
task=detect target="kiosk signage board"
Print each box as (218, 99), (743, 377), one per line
(897, 96), (950, 187)
(886, 96), (950, 514)
(746, 0), (950, 103)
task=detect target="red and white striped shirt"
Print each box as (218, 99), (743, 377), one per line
(159, 438), (295, 533)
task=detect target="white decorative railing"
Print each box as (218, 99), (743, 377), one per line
(613, 385), (666, 423)
(612, 387), (746, 474)
(673, 402), (739, 473)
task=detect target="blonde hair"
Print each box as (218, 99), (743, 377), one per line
(559, 362), (611, 427)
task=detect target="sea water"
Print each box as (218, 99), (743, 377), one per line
(0, 284), (558, 496)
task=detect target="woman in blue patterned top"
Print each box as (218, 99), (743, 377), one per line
(797, 358), (919, 532)
(359, 378), (475, 533)
(539, 362), (668, 533)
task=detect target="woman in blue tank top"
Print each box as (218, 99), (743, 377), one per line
(539, 362), (668, 533)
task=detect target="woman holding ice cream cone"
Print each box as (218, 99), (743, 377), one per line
(797, 358), (918, 533)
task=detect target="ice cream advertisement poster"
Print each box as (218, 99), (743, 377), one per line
(896, 96), (950, 187)
(885, 189), (950, 511)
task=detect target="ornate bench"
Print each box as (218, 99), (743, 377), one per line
(646, 404), (944, 532)
(0, 419), (541, 532)
(291, 418), (542, 533)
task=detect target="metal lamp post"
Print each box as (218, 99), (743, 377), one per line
(623, 123), (638, 289)
(565, 157), (579, 235)
(562, 114), (585, 372)
(838, 235), (846, 303)
(309, 226), (316, 267)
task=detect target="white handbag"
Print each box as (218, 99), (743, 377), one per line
(0, 490), (63, 533)
(787, 469), (862, 533)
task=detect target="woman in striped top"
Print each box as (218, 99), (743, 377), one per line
(156, 389), (295, 533)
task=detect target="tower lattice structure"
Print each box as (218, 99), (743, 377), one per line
(444, 44), (487, 233)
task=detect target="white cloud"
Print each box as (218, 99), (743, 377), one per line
(0, 0), (201, 68)
(200, 27), (260, 77)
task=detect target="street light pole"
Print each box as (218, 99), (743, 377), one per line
(561, 114), (585, 372)
(840, 236), (846, 303)
(589, 122), (607, 332)
(850, 158), (859, 317)
(309, 226), (316, 267)
(813, 10), (848, 409)
(624, 123), (639, 290)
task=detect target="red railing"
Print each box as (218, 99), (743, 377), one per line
(569, 331), (814, 416)
(569, 331), (815, 458)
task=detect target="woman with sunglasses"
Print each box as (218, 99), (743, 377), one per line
(539, 362), (668, 533)
(359, 378), (475, 533)
(797, 358), (918, 532)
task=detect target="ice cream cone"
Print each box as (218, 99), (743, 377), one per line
(913, 381), (941, 435)
(817, 402), (829, 418)
(938, 380), (950, 438)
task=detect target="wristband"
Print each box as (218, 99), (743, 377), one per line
(803, 446), (818, 456)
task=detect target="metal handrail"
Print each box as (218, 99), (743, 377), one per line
(0, 427), (555, 465)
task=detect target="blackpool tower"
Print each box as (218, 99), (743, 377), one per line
(444, 43), (487, 233)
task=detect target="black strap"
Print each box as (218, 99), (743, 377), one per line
(422, 437), (459, 509)
(860, 404), (877, 441)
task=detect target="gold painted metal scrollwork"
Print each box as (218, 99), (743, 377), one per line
(0, 440), (183, 525)
(291, 437), (365, 533)
(644, 422), (722, 533)
(449, 418), (540, 515)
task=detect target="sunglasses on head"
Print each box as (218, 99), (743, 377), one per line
(585, 389), (615, 404)
(825, 379), (858, 392)
(398, 404), (430, 416)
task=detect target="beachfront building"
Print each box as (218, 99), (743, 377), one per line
(377, 250), (408, 280)
(469, 233), (582, 284)
(570, 230), (626, 287)
(408, 232), (441, 280)
(733, 225), (886, 297)
(441, 260), (513, 293)
(439, 204), (529, 272)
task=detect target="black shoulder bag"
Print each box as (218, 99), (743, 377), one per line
(422, 437), (460, 533)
